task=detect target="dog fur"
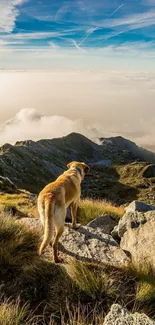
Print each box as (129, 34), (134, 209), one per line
(37, 161), (90, 262)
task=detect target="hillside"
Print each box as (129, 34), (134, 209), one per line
(101, 135), (155, 164)
(1, 132), (155, 194)
(1, 133), (155, 324)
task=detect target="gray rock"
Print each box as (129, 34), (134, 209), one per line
(120, 210), (155, 270)
(0, 175), (17, 193)
(17, 218), (130, 267)
(115, 201), (155, 239)
(117, 211), (146, 238)
(125, 200), (155, 214)
(87, 214), (117, 235)
(103, 304), (154, 325)
(142, 164), (155, 178)
(111, 225), (119, 240)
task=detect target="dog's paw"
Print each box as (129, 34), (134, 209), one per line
(72, 223), (81, 230)
(54, 257), (64, 264)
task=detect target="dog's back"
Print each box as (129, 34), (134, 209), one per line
(38, 161), (89, 262)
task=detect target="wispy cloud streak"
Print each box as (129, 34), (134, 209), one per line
(79, 3), (124, 46)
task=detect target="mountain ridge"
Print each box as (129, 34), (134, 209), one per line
(1, 132), (155, 196)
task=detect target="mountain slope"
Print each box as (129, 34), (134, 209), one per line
(1, 132), (155, 194)
(101, 136), (155, 163)
(0, 133), (107, 193)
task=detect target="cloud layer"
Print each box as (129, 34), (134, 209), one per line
(0, 108), (103, 145)
(0, 70), (155, 148)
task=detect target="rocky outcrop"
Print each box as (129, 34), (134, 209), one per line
(87, 214), (117, 235)
(113, 201), (155, 238)
(0, 176), (17, 193)
(112, 201), (155, 270)
(125, 200), (155, 214)
(142, 164), (155, 178)
(103, 304), (154, 325)
(120, 211), (155, 269)
(17, 218), (130, 267)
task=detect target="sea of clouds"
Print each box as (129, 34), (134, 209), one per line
(1, 70), (155, 147)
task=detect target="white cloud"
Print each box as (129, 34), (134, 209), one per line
(0, 0), (26, 33)
(0, 108), (102, 145)
(0, 31), (63, 40)
(96, 10), (155, 33)
(72, 40), (86, 52)
(97, 41), (155, 58)
(1, 70), (155, 147)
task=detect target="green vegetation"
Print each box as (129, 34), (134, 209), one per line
(0, 191), (37, 218)
(82, 163), (155, 205)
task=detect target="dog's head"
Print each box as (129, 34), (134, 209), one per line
(67, 161), (90, 179)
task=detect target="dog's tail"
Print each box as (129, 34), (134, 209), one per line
(39, 198), (55, 255)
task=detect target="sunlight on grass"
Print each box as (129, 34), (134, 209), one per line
(78, 199), (124, 225)
(0, 192), (38, 218)
(0, 299), (32, 325)
(136, 281), (155, 304)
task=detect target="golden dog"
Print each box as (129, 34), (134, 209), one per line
(37, 161), (89, 262)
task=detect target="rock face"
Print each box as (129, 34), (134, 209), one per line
(115, 201), (155, 238)
(18, 218), (130, 267)
(113, 201), (155, 270)
(0, 176), (17, 193)
(120, 211), (155, 269)
(142, 164), (155, 178)
(87, 215), (117, 235)
(103, 304), (154, 325)
(125, 200), (155, 214)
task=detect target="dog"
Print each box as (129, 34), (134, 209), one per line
(37, 161), (90, 263)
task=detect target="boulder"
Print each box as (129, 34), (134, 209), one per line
(110, 201), (155, 269)
(125, 200), (155, 214)
(103, 304), (154, 325)
(0, 176), (17, 193)
(112, 201), (155, 239)
(111, 225), (119, 241)
(142, 164), (155, 178)
(17, 218), (130, 268)
(87, 214), (117, 235)
(120, 210), (155, 270)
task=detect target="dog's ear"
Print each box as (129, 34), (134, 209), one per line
(67, 162), (73, 169)
(82, 163), (90, 174)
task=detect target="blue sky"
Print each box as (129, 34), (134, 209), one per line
(0, 0), (155, 69)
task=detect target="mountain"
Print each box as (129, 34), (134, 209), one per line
(1, 132), (155, 197)
(0, 132), (106, 193)
(100, 136), (155, 163)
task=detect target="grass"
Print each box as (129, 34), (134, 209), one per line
(0, 192), (124, 226)
(0, 299), (32, 325)
(1, 193), (155, 323)
(0, 191), (38, 218)
(78, 199), (124, 225)
(0, 211), (155, 323)
(0, 212), (137, 324)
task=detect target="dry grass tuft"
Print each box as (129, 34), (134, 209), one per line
(78, 199), (124, 224)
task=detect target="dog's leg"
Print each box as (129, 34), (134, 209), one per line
(70, 201), (78, 229)
(53, 206), (65, 263)
(53, 227), (64, 263)
(39, 217), (53, 255)
(39, 200), (54, 255)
